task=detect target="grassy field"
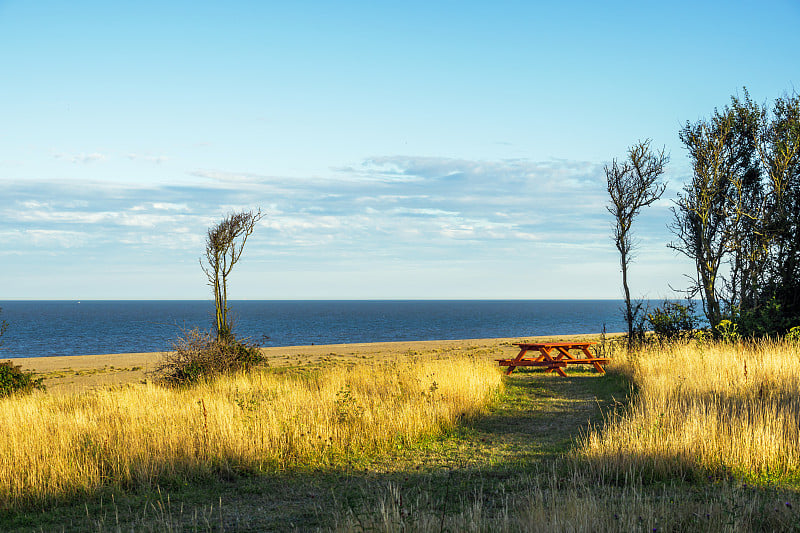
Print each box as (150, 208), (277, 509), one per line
(2, 337), (800, 531)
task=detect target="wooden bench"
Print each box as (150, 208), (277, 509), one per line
(496, 342), (610, 377)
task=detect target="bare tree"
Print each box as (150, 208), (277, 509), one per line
(201, 209), (263, 341)
(606, 139), (668, 346)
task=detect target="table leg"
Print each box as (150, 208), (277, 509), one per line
(591, 361), (606, 374)
(537, 347), (569, 377)
(555, 346), (576, 361)
(537, 346), (555, 361)
(505, 347), (529, 375)
(545, 365), (568, 377)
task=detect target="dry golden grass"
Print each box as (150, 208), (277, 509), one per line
(578, 338), (800, 483)
(0, 357), (501, 508)
(333, 339), (800, 533)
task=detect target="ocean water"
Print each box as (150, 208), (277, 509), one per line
(0, 300), (627, 359)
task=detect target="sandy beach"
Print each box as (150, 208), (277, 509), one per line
(11, 332), (616, 394)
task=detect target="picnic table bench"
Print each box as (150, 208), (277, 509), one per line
(497, 342), (610, 377)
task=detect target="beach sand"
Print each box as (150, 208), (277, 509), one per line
(11, 332), (617, 394)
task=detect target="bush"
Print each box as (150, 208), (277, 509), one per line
(153, 328), (265, 386)
(647, 301), (697, 341)
(715, 319), (741, 343)
(0, 361), (45, 398)
(786, 326), (800, 344)
(736, 297), (794, 337)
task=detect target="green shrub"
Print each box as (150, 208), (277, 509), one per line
(693, 329), (712, 344)
(647, 301), (697, 341)
(786, 326), (800, 344)
(715, 319), (741, 343)
(737, 297), (794, 337)
(0, 360), (45, 398)
(153, 328), (265, 386)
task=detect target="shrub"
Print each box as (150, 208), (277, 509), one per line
(153, 328), (265, 386)
(0, 361), (45, 398)
(646, 300), (697, 341)
(715, 319), (741, 343)
(786, 326), (800, 344)
(737, 297), (794, 337)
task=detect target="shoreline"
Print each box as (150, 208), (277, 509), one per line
(11, 332), (622, 394)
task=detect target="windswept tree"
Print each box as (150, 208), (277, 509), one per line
(606, 139), (668, 346)
(201, 209), (263, 341)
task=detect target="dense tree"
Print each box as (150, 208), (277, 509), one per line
(721, 92), (764, 316)
(606, 139), (668, 346)
(671, 89), (800, 333)
(201, 209), (263, 341)
(671, 101), (751, 328)
(761, 93), (800, 325)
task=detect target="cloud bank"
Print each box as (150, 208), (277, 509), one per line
(0, 155), (680, 298)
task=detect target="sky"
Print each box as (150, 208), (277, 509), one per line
(1, 0), (799, 300)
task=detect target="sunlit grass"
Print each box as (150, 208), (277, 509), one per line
(8, 337), (800, 531)
(577, 338), (800, 484)
(333, 338), (800, 532)
(0, 357), (501, 509)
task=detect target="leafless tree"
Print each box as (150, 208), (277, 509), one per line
(606, 139), (668, 346)
(201, 209), (263, 340)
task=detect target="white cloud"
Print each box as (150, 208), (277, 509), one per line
(1, 229), (91, 248)
(53, 152), (107, 164)
(131, 202), (191, 212)
(0, 151), (687, 298)
(0, 155), (635, 284)
(19, 200), (49, 209)
(127, 153), (169, 164)
(390, 207), (460, 217)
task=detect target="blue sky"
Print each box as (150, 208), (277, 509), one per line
(1, 0), (798, 300)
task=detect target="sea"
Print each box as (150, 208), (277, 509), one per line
(0, 300), (628, 359)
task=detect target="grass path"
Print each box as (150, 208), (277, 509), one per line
(2, 368), (625, 531)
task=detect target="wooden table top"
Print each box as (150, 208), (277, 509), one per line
(514, 342), (596, 348)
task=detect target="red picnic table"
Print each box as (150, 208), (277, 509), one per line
(497, 342), (610, 377)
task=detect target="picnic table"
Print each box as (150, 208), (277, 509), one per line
(497, 342), (610, 377)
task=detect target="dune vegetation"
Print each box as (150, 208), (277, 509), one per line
(0, 355), (501, 509)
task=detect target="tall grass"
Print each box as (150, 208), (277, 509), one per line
(334, 339), (800, 532)
(578, 338), (800, 484)
(0, 357), (501, 508)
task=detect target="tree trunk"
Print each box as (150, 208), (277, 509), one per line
(621, 249), (634, 348)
